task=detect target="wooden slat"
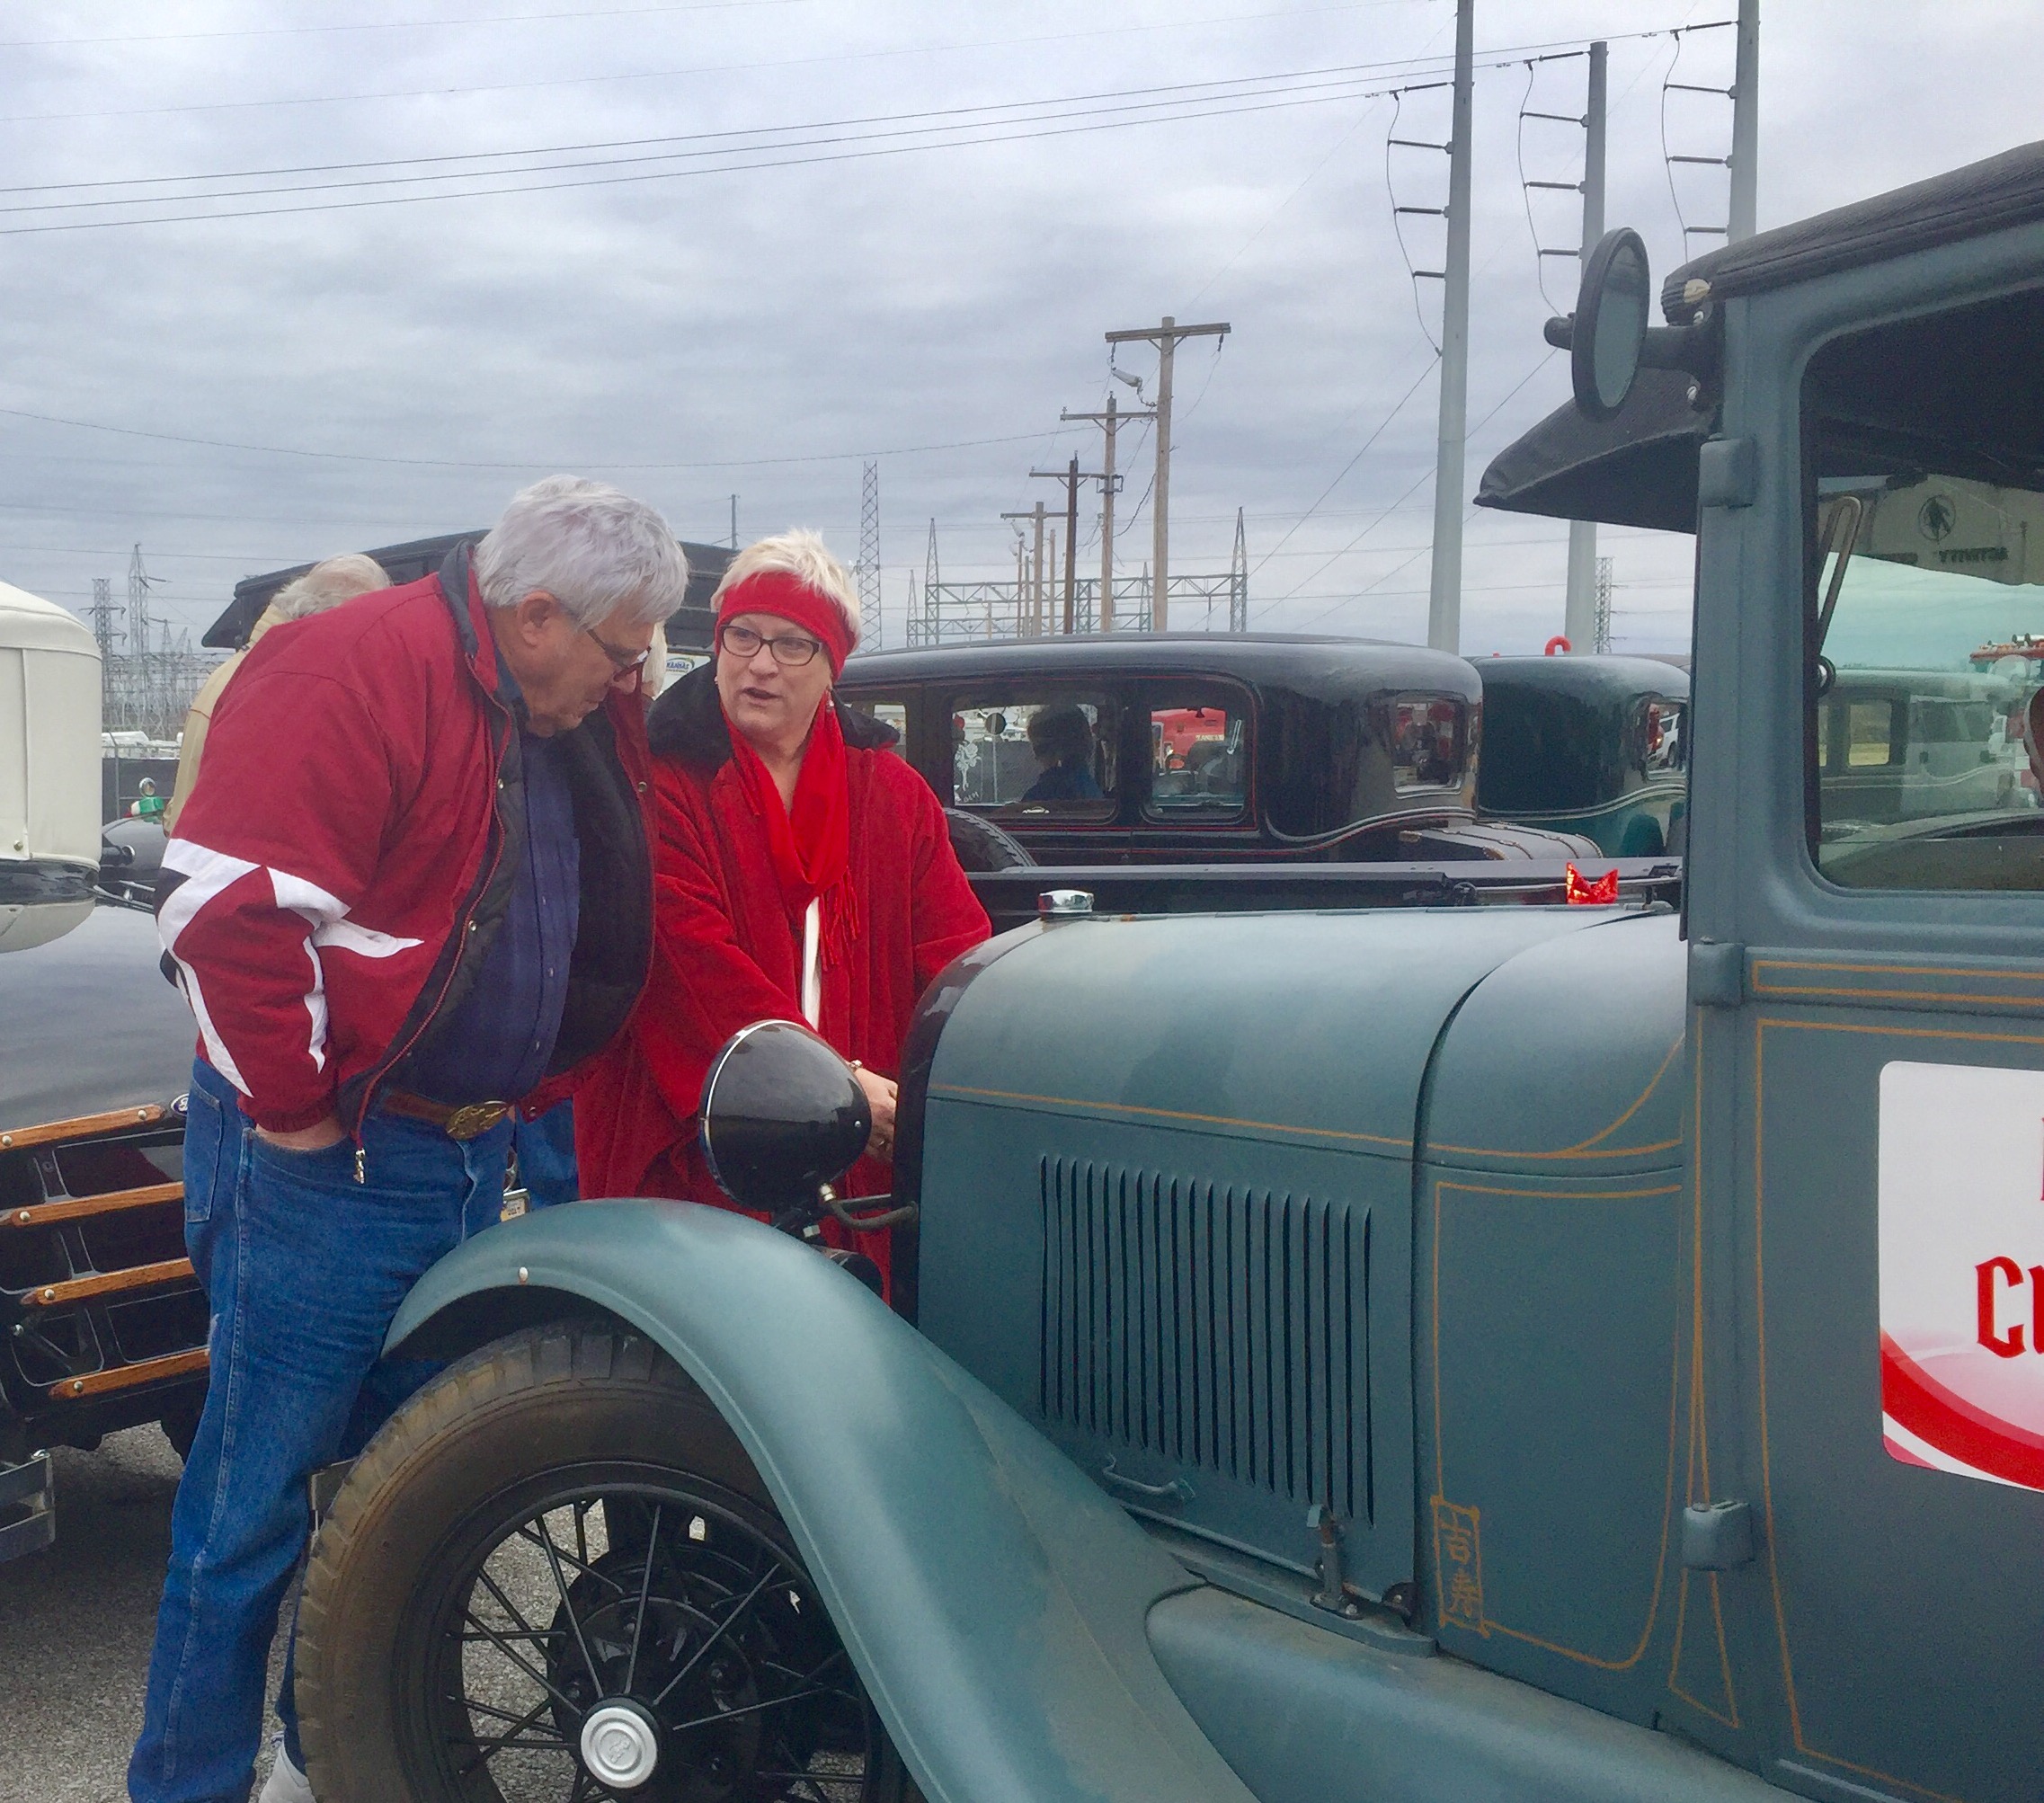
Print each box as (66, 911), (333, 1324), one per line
(21, 1257), (195, 1309)
(48, 1346), (209, 1401)
(0, 1104), (168, 1153)
(3, 1182), (182, 1231)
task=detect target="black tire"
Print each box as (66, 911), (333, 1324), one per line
(296, 1319), (914, 1802)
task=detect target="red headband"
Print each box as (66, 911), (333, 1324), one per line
(716, 569), (853, 677)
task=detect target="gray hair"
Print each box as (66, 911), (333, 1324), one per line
(475, 475), (689, 630)
(710, 528), (860, 654)
(268, 553), (390, 623)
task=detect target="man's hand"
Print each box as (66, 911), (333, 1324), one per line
(852, 1066), (899, 1162)
(254, 1115), (347, 1154)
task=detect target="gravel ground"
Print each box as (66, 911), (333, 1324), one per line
(0, 1426), (291, 1803)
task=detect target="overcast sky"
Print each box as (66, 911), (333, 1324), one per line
(2, 0), (2040, 658)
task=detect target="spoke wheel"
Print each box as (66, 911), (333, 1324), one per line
(297, 1320), (913, 1803)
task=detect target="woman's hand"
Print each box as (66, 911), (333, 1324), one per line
(852, 1065), (899, 1162)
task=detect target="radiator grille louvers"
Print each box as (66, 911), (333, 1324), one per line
(1039, 1157), (1372, 1521)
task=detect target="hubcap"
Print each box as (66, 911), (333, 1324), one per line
(580, 1699), (660, 1790)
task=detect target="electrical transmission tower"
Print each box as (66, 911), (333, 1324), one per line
(856, 462), (881, 650)
(1594, 555), (1614, 653)
(1229, 508), (1248, 632)
(128, 546), (156, 735)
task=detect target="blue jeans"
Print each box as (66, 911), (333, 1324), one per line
(129, 1058), (511, 1803)
(513, 1097), (580, 1209)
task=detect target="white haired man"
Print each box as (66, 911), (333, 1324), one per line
(133, 477), (686, 1803)
(164, 552), (390, 834)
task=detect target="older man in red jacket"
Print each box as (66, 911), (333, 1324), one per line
(133, 476), (684, 1803)
(577, 528), (989, 1295)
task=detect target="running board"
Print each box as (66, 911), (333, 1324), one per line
(22, 1257), (196, 1310)
(3, 1181), (182, 1231)
(47, 1346), (209, 1401)
(0, 1103), (170, 1152)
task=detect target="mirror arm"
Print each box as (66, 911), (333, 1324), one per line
(1637, 315), (1720, 382)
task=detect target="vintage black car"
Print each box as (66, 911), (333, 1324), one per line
(838, 635), (1594, 865)
(209, 527), (736, 661)
(1475, 653), (1690, 857)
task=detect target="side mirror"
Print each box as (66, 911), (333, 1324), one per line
(1569, 227), (1652, 422)
(698, 1020), (870, 1217)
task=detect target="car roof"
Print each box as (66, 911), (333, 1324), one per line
(1666, 138), (2044, 321)
(840, 632), (1483, 698)
(204, 529), (733, 649)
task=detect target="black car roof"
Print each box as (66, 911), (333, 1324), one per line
(1479, 653), (1691, 703)
(840, 632), (1482, 699)
(204, 529), (733, 650)
(1665, 138), (2044, 321)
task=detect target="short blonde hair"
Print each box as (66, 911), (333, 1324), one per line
(710, 529), (860, 655)
(269, 553), (389, 622)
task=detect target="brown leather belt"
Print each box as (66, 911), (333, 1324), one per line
(378, 1088), (513, 1141)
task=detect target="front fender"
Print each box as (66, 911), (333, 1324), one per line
(386, 1198), (1256, 1803)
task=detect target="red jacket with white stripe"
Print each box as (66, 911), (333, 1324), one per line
(156, 544), (654, 1134)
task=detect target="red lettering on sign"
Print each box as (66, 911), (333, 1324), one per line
(1977, 1257), (2027, 1358)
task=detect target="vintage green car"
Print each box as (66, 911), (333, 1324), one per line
(1475, 653), (1689, 857)
(292, 140), (2044, 1803)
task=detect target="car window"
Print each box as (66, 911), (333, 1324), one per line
(951, 693), (1115, 820)
(838, 688), (911, 758)
(1146, 700), (1247, 820)
(1390, 694), (1469, 794)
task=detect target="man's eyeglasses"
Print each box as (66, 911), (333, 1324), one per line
(585, 626), (652, 681)
(719, 622), (824, 667)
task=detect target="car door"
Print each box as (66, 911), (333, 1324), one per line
(1690, 253), (2044, 1803)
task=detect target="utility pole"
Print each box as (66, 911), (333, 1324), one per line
(1062, 393), (1155, 632)
(1729, 0), (1760, 242)
(1564, 40), (1608, 653)
(1001, 502), (1049, 635)
(1030, 458), (1102, 634)
(1106, 315), (1230, 631)
(1426, 0), (1474, 654)
(729, 494), (739, 551)
(856, 462), (881, 650)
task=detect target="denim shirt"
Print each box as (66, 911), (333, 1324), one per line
(402, 672), (581, 1105)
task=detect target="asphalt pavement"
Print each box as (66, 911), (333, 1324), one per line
(0, 1426), (290, 1803)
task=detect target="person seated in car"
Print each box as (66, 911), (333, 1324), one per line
(1022, 703), (1104, 803)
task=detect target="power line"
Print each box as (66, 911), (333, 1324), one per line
(0, 404), (1084, 471)
(0, 66), (1441, 202)
(0, 5), (1420, 127)
(0, 1), (813, 49)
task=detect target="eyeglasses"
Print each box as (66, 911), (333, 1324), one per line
(584, 626), (652, 680)
(719, 622), (824, 667)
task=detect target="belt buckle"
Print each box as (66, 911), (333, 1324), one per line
(445, 1101), (508, 1141)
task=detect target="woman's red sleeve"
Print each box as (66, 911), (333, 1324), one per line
(630, 773), (794, 1127)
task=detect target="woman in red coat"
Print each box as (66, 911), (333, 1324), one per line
(576, 529), (989, 1290)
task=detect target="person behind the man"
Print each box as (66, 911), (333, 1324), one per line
(1021, 701), (1104, 803)
(131, 475), (683, 1803)
(164, 553), (389, 834)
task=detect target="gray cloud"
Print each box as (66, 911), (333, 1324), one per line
(0, 0), (2037, 658)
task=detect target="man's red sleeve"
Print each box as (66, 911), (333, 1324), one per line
(156, 662), (402, 1132)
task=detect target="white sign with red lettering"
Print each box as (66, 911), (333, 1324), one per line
(1879, 1061), (2044, 1491)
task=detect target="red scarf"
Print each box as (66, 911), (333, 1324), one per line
(724, 695), (859, 967)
